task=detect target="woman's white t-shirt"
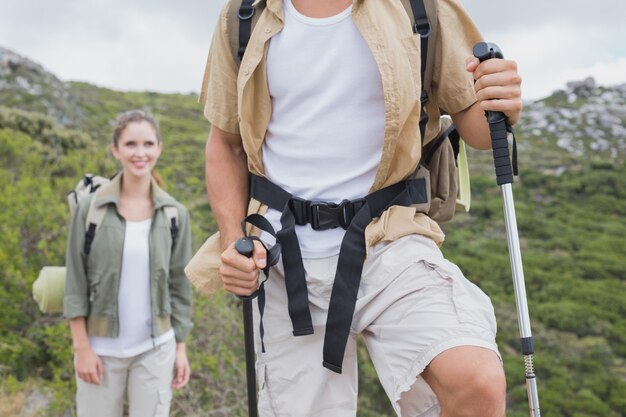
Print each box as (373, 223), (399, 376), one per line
(90, 218), (174, 358)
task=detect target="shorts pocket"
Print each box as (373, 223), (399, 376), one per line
(259, 342), (314, 412)
(256, 363), (274, 415)
(423, 258), (497, 335)
(155, 388), (172, 417)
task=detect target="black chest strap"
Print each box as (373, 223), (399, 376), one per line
(248, 173), (428, 373)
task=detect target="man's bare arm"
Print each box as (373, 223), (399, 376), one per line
(205, 125), (266, 296)
(205, 125), (249, 249)
(451, 102), (492, 150)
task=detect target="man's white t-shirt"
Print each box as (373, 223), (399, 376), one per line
(263, 0), (385, 258)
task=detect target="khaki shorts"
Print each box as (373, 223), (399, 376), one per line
(253, 234), (499, 417)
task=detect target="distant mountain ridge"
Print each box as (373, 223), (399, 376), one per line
(0, 46), (203, 144)
(524, 78), (626, 166)
(2, 45), (625, 169)
(0, 46), (78, 125)
(465, 76), (626, 178)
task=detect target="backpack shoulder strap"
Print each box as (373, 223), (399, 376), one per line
(227, 0), (265, 65)
(399, 0), (438, 83)
(68, 174), (110, 217)
(83, 192), (107, 255)
(422, 0), (438, 100)
(163, 205), (180, 249)
(400, 0), (438, 140)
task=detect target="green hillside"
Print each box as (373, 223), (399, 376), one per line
(1, 47), (624, 416)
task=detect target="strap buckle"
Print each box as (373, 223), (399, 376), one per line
(289, 197), (366, 230)
(413, 19), (431, 38)
(238, 5), (256, 20)
(310, 199), (366, 231)
(290, 198), (311, 226)
(341, 198), (365, 228)
(310, 201), (341, 230)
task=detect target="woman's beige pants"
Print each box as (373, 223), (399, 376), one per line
(75, 337), (176, 417)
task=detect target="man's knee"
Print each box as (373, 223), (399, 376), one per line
(450, 364), (506, 417)
(470, 366), (506, 406)
(423, 347), (506, 417)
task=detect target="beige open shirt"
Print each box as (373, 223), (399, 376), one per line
(187, 0), (482, 295)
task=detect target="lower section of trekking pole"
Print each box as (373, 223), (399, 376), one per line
(235, 237), (259, 417)
(502, 185), (541, 417)
(474, 42), (541, 417)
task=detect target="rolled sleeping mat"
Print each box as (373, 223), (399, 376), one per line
(32, 266), (66, 314)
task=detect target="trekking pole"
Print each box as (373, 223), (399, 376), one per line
(473, 42), (541, 417)
(234, 237), (259, 417)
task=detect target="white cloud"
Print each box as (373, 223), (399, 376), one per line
(0, 0), (220, 94)
(487, 22), (622, 99)
(25, 11), (212, 93)
(1, 0), (625, 100)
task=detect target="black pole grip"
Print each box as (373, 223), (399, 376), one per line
(234, 237), (259, 417)
(473, 42), (514, 186)
(235, 236), (255, 258)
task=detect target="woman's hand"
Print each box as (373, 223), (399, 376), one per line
(74, 346), (104, 385)
(172, 342), (191, 389)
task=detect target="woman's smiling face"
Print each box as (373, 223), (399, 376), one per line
(111, 120), (162, 179)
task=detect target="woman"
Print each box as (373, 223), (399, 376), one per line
(64, 110), (193, 417)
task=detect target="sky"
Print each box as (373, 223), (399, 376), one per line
(0, 0), (625, 101)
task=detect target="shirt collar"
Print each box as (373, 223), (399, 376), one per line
(94, 172), (176, 210)
(265, 0), (361, 19)
(265, 0), (284, 21)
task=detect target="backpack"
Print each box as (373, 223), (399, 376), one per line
(32, 174), (179, 314)
(226, 0), (471, 222)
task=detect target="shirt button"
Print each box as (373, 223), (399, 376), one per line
(264, 27), (272, 34)
(243, 69), (250, 76)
